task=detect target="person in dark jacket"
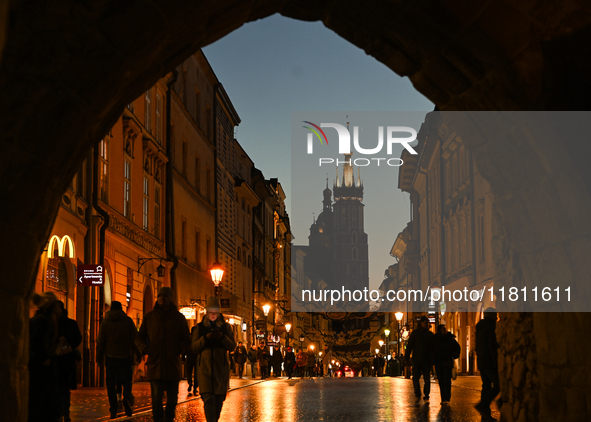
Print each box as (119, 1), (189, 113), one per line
(247, 344), (258, 378)
(405, 315), (435, 403)
(233, 341), (247, 378)
(272, 347), (284, 377)
(186, 325), (199, 395)
(97, 300), (140, 418)
(55, 301), (82, 422)
(29, 291), (62, 422)
(475, 307), (501, 417)
(306, 346), (316, 378)
(191, 296), (236, 422)
(136, 287), (190, 422)
(433, 324), (461, 405)
(284, 346), (296, 379)
(257, 341), (270, 379)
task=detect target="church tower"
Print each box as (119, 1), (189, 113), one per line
(331, 151), (369, 292)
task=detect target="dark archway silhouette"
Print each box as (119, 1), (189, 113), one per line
(1, 1), (591, 420)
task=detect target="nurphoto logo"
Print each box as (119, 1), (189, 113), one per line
(303, 121), (418, 167)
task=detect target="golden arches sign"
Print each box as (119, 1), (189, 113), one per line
(47, 235), (75, 259)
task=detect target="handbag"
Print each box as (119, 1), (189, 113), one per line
(451, 360), (458, 380)
(55, 337), (72, 356)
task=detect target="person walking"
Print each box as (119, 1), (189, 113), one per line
(272, 346), (284, 377)
(247, 344), (258, 378)
(55, 301), (82, 422)
(296, 349), (307, 378)
(306, 346), (316, 379)
(362, 358), (370, 377)
(234, 341), (247, 378)
(97, 300), (140, 419)
(405, 315), (435, 404)
(191, 296), (236, 422)
(186, 325), (199, 395)
(433, 324), (461, 405)
(475, 307), (501, 418)
(321, 345), (333, 377)
(284, 346), (296, 379)
(136, 287), (190, 422)
(257, 341), (270, 379)
(29, 291), (62, 422)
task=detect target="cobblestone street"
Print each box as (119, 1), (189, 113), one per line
(70, 376), (500, 421)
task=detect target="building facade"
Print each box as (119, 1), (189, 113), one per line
(388, 110), (495, 373)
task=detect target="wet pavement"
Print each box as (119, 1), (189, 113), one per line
(71, 376), (500, 421)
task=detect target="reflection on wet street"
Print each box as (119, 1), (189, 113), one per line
(129, 377), (500, 422)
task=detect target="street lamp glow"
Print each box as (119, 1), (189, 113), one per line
(384, 328), (390, 337)
(319, 351), (322, 357)
(378, 340), (384, 347)
(262, 303), (271, 316)
(310, 345), (315, 350)
(375, 348), (379, 354)
(285, 322), (292, 333)
(395, 312), (404, 322)
(209, 261), (224, 286)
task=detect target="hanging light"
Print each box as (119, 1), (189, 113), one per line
(209, 261), (224, 286)
(262, 304), (271, 316)
(156, 262), (166, 277)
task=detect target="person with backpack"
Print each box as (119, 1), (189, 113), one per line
(191, 296), (236, 422)
(433, 324), (461, 405)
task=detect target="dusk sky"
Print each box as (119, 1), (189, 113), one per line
(204, 14), (434, 290)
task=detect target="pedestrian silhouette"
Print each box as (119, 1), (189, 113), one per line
(191, 296), (236, 422)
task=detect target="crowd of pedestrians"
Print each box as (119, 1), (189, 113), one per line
(28, 288), (500, 422)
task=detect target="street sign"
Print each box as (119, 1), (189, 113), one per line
(77, 264), (104, 286)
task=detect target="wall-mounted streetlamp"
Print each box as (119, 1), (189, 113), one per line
(209, 261), (224, 296)
(138, 257), (173, 277)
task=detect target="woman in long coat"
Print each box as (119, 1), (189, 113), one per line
(192, 297), (236, 422)
(433, 324), (461, 405)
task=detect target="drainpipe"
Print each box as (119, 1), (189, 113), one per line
(92, 142), (110, 386)
(166, 70), (179, 293)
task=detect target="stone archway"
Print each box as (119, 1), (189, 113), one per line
(1, 1), (591, 420)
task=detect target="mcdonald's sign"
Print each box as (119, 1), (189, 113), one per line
(47, 235), (75, 258)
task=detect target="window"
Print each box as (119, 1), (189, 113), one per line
(352, 247), (358, 260)
(237, 247), (242, 262)
(181, 218), (187, 260)
(195, 156), (200, 192)
(143, 176), (149, 231)
(126, 268), (133, 309)
(155, 92), (162, 144)
(205, 105), (211, 138)
(144, 90), (152, 133)
(99, 138), (109, 202)
(195, 89), (201, 127)
(124, 160), (131, 219)
(127, 102), (134, 113)
(248, 255), (252, 269)
(479, 214), (485, 262)
(154, 185), (161, 239)
(206, 236), (211, 268)
(206, 167), (212, 202)
(182, 138), (188, 176)
(195, 230), (201, 268)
